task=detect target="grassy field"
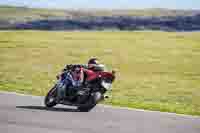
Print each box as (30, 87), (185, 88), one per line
(0, 30), (200, 115)
(0, 6), (68, 21)
(1, 6), (199, 22)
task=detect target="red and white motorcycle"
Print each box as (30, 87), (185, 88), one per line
(44, 65), (116, 112)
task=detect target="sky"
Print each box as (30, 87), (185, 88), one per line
(0, 0), (200, 10)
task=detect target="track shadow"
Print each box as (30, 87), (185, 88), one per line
(16, 105), (79, 112)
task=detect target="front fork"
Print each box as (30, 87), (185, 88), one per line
(56, 79), (66, 100)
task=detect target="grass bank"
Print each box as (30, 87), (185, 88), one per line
(0, 30), (200, 115)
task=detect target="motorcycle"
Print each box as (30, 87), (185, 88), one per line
(44, 65), (116, 112)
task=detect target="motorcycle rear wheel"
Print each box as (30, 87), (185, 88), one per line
(78, 92), (102, 112)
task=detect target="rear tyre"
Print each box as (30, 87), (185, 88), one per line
(78, 92), (102, 112)
(44, 86), (57, 108)
(78, 105), (96, 112)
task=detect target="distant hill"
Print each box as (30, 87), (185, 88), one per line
(0, 6), (200, 31)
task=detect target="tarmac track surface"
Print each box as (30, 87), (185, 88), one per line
(0, 92), (200, 133)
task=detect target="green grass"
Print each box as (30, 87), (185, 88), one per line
(0, 6), (68, 21)
(0, 30), (200, 115)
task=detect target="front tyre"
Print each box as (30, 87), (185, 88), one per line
(44, 86), (57, 108)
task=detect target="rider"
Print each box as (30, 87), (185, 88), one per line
(56, 58), (104, 102)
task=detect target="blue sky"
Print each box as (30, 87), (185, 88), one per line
(0, 0), (200, 10)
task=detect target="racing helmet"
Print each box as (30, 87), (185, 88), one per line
(88, 58), (104, 71)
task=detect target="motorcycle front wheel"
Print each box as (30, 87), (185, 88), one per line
(44, 85), (57, 108)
